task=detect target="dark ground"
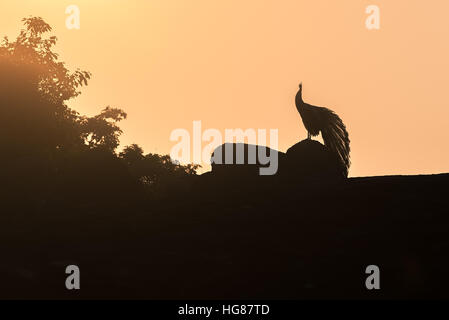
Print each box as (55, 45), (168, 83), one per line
(1, 171), (449, 299)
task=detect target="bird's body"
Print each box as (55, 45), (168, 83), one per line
(295, 83), (350, 176)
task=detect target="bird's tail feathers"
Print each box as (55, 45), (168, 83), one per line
(319, 108), (350, 177)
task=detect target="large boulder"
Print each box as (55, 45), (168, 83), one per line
(210, 143), (285, 179)
(284, 139), (346, 181)
(206, 140), (345, 184)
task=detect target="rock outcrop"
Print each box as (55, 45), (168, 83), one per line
(208, 139), (346, 183)
(210, 143), (285, 179)
(284, 139), (347, 181)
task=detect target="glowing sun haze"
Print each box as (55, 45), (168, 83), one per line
(1, 0), (449, 177)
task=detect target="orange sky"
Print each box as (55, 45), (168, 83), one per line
(2, 0), (449, 177)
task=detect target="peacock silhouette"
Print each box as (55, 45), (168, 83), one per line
(295, 83), (350, 176)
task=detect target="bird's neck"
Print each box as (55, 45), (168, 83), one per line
(295, 91), (304, 108)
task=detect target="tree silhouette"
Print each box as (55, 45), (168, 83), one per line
(120, 145), (201, 193)
(0, 17), (200, 206)
(3, 17), (91, 103)
(0, 17), (129, 155)
(81, 107), (128, 152)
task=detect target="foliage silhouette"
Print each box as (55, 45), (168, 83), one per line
(0, 17), (199, 207)
(119, 144), (200, 196)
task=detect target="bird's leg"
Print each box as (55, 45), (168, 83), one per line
(307, 132), (311, 140)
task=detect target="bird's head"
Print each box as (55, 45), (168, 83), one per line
(295, 82), (303, 104)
